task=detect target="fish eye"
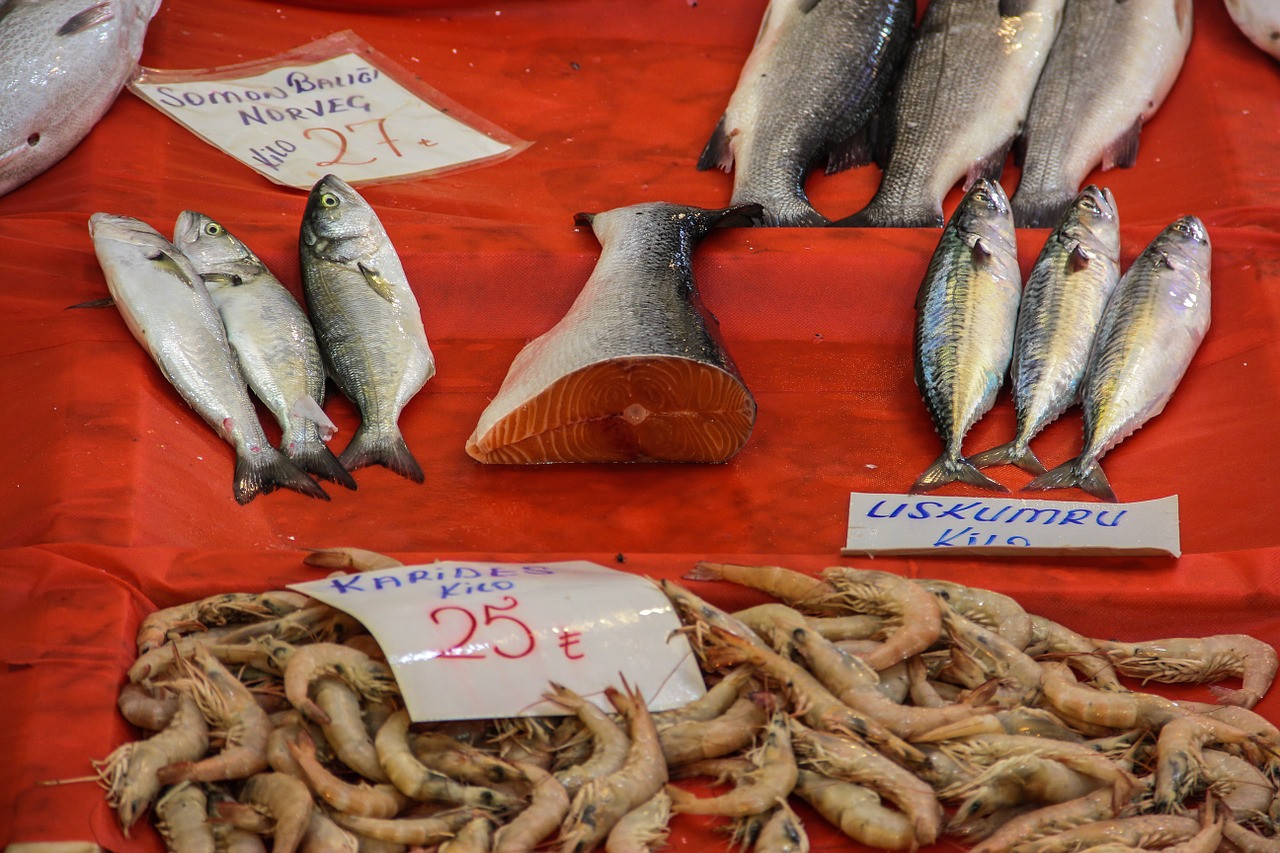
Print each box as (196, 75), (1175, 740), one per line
(1080, 198), (1099, 214)
(320, 192), (340, 209)
(204, 223), (223, 236)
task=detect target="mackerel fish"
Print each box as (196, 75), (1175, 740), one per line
(1012, 0), (1193, 228)
(89, 213), (328, 504)
(911, 179), (1021, 493)
(1026, 216), (1211, 501)
(173, 211), (356, 491)
(836, 0), (1064, 228)
(299, 174), (434, 483)
(699, 0), (915, 226)
(970, 185), (1120, 474)
(466, 203), (760, 464)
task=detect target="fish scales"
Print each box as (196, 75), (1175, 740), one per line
(466, 203), (758, 464)
(1012, 0), (1193, 228)
(837, 0), (1064, 228)
(1026, 216), (1211, 501)
(700, 0), (915, 227)
(911, 179), (1021, 494)
(970, 186), (1121, 474)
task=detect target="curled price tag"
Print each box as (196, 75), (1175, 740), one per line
(289, 560), (706, 721)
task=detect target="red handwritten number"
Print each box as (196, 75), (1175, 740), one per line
(429, 606), (483, 658)
(346, 118), (403, 157)
(303, 126), (376, 167)
(484, 597), (536, 659)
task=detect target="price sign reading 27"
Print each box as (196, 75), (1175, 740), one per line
(430, 596), (536, 660)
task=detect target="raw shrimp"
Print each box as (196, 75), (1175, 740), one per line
(605, 790), (672, 853)
(1153, 714), (1264, 812)
(314, 676), (389, 782)
(376, 709), (517, 808)
(155, 782), (215, 853)
(915, 579), (1034, 650)
(939, 754), (1113, 822)
(413, 731), (523, 786)
(791, 769), (916, 850)
(137, 591), (312, 653)
(817, 568), (942, 671)
(1093, 634), (1279, 709)
(330, 809), (475, 845)
(129, 637), (275, 684)
(302, 546), (405, 571)
(667, 710), (797, 817)
(240, 772), (314, 853)
(659, 695), (767, 766)
(493, 762), (571, 853)
(1027, 615), (1125, 692)
(1040, 662), (1185, 730)
(287, 727), (409, 818)
(118, 682), (179, 731)
(1202, 748), (1274, 816)
(752, 800), (809, 853)
(939, 603), (1043, 706)
(652, 666), (752, 729)
(301, 808), (359, 853)
(283, 642), (398, 724)
(685, 562), (841, 613)
(1223, 821), (1280, 853)
(734, 606), (884, 643)
(968, 787), (1118, 853)
(660, 580), (771, 653)
(544, 682), (630, 794)
(1013, 813), (1201, 853)
(728, 603), (809, 648)
(439, 815), (493, 853)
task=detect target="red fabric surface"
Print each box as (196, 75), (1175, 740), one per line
(2, 0), (1280, 848)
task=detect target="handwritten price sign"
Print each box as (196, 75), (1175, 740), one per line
(290, 561), (706, 722)
(130, 31), (526, 189)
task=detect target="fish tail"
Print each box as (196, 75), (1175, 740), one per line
(1011, 191), (1072, 229)
(758, 199), (828, 228)
(1024, 458), (1117, 501)
(832, 196), (943, 229)
(911, 455), (1008, 494)
(967, 441), (1047, 475)
(286, 438), (358, 491)
(340, 424), (424, 484)
(234, 448), (329, 505)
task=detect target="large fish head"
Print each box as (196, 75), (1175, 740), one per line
(955, 178), (1016, 255)
(1161, 215), (1212, 272)
(301, 173), (378, 254)
(172, 210), (257, 273)
(1068, 185), (1120, 258)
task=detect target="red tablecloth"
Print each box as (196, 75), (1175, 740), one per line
(3, 0), (1280, 848)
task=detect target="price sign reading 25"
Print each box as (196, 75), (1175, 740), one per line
(429, 596), (536, 660)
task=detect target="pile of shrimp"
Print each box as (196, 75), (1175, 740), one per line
(97, 550), (1280, 853)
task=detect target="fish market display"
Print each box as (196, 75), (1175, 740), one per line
(466, 202), (759, 465)
(300, 174), (435, 483)
(1011, 0), (1193, 228)
(0, 0), (161, 198)
(970, 186), (1121, 474)
(697, 0), (915, 226)
(1226, 0), (1280, 60)
(836, 0), (1064, 228)
(173, 211), (357, 492)
(910, 179), (1021, 493)
(1027, 216), (1211, 501)
(89, 214), (327, 504)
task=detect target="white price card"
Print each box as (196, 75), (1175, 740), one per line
(129, 31), (528, 190)
(289, 560), (706, 722)
(843, 492), (1180, 557)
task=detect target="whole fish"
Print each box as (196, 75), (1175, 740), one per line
(1026, 216), (1211, 501)
(1226, 0), (1280, 60)
(970, 185), (1121, 474)
(911, 179), (1021, 493)
(698, 0), (915, 227)
(173, 211), (356, 491)
(299, 174), (434, 483)
(836, 0), (1064, 228)
(89, 214), (328, 504)
(1011, 0), (1193, 228)
(0, 0), (161, 197)
(466, 203), (760, 464)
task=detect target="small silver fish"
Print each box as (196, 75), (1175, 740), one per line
(173, 211), (356, 491)
(911, 179), (1022, 493)
(0, 0), (161, 197)
(698, 0), (915, 226)
(299, 174), (434, 483)
(970, 185), (1121, 474)
(1026, 216), (1211, 501)
(89, 213), (328, 504)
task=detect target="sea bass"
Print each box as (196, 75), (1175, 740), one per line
(1026, 216), (1211, 501)
(299, 174), (434, 483)
(89, 213), (327, 504)
(466, 203), (760, 464)
(911, 179), (1021, 493)
(1226, 0), (1280, 60)
(836, 0), (1064, 228)
(698, 0), (915, 227)
(0, 0), (161, 198)
(173, 211), (356, 491)
(970, 186), (1121, 474)
(1011, 0), (1193, 228)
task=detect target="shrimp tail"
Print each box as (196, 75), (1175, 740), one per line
(1024, 458), (1117, 502)
(967, 441), (1046, 475)
(911, 454), (1008, 494)
(684, 562), (727, 582)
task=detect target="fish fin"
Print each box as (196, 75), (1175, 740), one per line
(66, 296), (115, 309)
(340, 425), (424, 483)
(147, 250), (197, 288)
(1102, 120), (1142, 170)
(1012, 191), (1072, 229)
(697, 115), (734, 173)
(291, 395), (338, 441)
(573, 211), (595, 227)
(964, 139), (1013, 189)
(966, 233), (994, 262)
(58, 1), (113, 36)
(967, 441), (1047, 475)
(285, 439), (357, 491)
(764, 201), (828, 228)
(797, 0), (824, 12)
(357, 262), (398, 303)
(234, 448), (329, 505)
(201, 273), (244, 288)
(998, 0), (1035, 16)
(825, 126), (876, 175)
(1024, 459), (1117, 501)
(832, 199), (944, 229)
(712, 204), (765, 228)
(1067, 241), (1093, 272)
(911, 455), (1009, 494)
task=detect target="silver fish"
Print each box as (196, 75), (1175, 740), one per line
(970, 185), (1121, 474)
(836, 0), (1064, 228)
(89, 213), (327, 504)
(466, 203), (760, 464)
(911, 179), (1021, 493)
(0, 0), (161, 197)
(173, 211), (356, 492)
(1026, 216), (1211, 501)
(698, 0), (915, 227)
(299, 174), (434, 483)
(1011, 0), (1193, 228)
(1226, 0), (1280, 61)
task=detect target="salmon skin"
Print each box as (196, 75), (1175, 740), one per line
(911, 179), (1021, 494)
(173, 211), (356, 491)
(299, 174), (435, 484)
(1026, 216), (1211, 502)
(1011, 0), (1193, 228)
(698, 0), (915, 227)
(466, 202), (760, 464)
(970, 186), (1121, 475)
(836, 0), (1064, 228)
(89, 213), (328, 505)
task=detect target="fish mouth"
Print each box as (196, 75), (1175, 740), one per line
(172, 210), (201, 246)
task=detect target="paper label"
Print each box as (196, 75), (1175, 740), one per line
(129, 31), (526, 189)
(289, 560), (705, 721)
(843, 492), (1180, 557)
